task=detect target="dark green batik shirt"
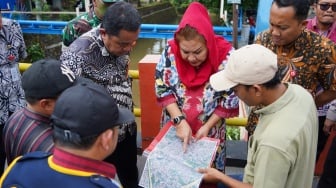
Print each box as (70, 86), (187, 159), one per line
(62, 7), (101, 47)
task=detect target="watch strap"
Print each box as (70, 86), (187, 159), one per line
(172, 115), (185, 125)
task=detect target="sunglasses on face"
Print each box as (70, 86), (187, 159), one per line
(319, 3), (336, 12)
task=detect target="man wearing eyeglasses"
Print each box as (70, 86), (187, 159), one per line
(306, 2), (336, 187)
(307, 0), (336, 42)
(60, 2), (141, 188)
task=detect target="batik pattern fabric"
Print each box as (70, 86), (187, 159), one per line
(306, 17), (336, 119)
(155, 45), (239, 172)
(60, 28), (135, 141)
(62, 6), (101, 47)
(0, 18), (27, 125)
(246, 29), (336, 136)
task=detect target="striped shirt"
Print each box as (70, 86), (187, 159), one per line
(3, 107), (54, 164)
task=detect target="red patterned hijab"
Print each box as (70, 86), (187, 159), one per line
(169, 2), (232, 88)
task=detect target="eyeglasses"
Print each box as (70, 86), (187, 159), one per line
(318, 3), (336, 12)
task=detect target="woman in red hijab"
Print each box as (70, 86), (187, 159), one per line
(155, 2), (239, 176)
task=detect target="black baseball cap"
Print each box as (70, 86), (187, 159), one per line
(51, 81), (134, 140)
(22, 59), (77, 99)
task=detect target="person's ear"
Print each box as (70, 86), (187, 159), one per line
(100, 129), (113, 151)
(252, 84), (263, 97)
(39, 99), (55, 112)
(99, 28), (106, 37)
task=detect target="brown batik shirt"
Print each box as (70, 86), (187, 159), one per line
(246, 29), (336, 136)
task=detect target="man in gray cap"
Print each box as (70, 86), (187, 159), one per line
(1, 81), (134, 188)
(198, 44), (318, 188)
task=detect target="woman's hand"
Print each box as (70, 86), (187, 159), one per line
(195, 113), (221, 140)
(175, 119), (192, 152)
(324, 118), (336, 135)
(195, 124), (211, 140)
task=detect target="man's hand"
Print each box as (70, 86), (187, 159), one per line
(198, 167), (223, 183)
(198, 167), (252, 188)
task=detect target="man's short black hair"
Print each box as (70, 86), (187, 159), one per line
(273, 0), (310, 21)
(101, 1), (141, 36)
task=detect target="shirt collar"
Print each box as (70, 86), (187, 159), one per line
(95, 28), (110, 57)
(24, 107), (51, 124)
(309, 17), (336, 38)
(51, 147), (117, 179)
(255, 83), (291, 115)
(328, 21), (336, 38)
(89, 6), (102, 22)
(311, 17), (318, 30)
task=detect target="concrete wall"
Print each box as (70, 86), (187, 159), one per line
(138, 2), (177, 24)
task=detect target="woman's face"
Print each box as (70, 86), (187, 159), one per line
(178, 37), (208, 68)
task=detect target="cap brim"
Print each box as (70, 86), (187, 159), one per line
(75, 77), (94, 85)
(114, 107), (135, 126)
(210, 70), (238, 91)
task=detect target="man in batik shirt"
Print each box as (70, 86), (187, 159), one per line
(0, 10), (27, 173)
(61, 2), (141, 187)
(246, 0), (336, 136)
(306, 0), (336, 166)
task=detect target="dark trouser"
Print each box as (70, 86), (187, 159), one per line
(318, 135), (336, 188)
(0, 124), (5, 175)
(105, 130), (139, 188)
(317, 116), (328, 162)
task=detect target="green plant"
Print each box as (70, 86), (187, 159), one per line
(226, 126), (240, 140)
(27, 43), (45, 63)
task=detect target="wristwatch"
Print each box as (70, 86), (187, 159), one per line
(172, 115), (185, 125)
